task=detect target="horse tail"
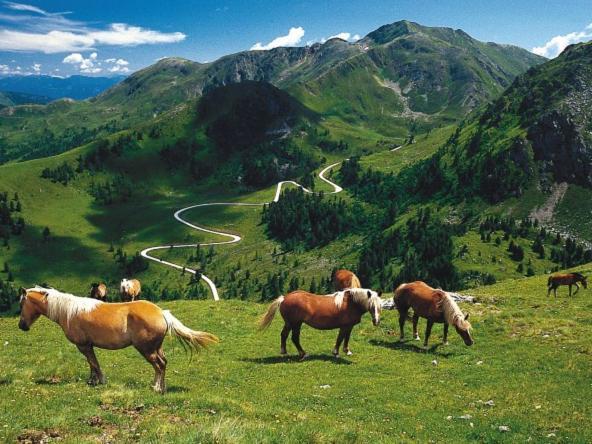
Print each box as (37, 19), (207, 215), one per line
(162, 310), (219, 352)
(350, 273), (361, 289)
(258, 295), (284, 331)
(393, 283), (409, 307)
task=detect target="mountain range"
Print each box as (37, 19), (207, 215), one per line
(0, 75), (125, 101)
(0, 20), (544, 162)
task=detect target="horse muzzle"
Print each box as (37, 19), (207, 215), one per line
(18, 320), (30, 331)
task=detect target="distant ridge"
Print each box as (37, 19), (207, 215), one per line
(0, 75), (125, 100)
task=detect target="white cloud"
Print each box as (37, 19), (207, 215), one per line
(4, 1), (51, 16)
(251, 26), (305, 50)
(106, 57), (130, 73)
(32, 62), (40, 72)
(532, 23), (592, 58)
(319, 32), (362, 44)
(0, 62), (30, 75)
(0, 3), (186, 53)
(63, 51), (102, 73)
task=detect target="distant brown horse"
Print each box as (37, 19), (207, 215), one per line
(18, 286), (218, 393)
(259, 288), (382, 359)
(394, 281), (473, 347)
(332, 269), (362, 291)
(120, 278), (141, 301)
(90, 282), (108, 301)
(547, 273), (587, 297)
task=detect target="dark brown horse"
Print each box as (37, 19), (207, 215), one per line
(90, 282), (108, 301)
(547, 273), (587, 297)
(259, 288), (382, 359)
(332, 269), (362, 291)
(394, 281), (473, 347)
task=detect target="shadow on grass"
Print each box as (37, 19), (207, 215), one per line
(166, 385), (190, 393)
(369, 339), (454, 357)
(241, 353), (352, 365)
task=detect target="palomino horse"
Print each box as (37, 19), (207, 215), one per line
(394, 281), (473, 347)
(259, 288), (382, 359)
(120, 278), (141, 301)
(547, 273), (587, 297)
(90, 282), (108, 301)
(332, 269), (361, 291)
(18, 286), (218, 393)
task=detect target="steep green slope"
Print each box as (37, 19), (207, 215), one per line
(0, 21), (544, 162)
(424, 41), (592, 204)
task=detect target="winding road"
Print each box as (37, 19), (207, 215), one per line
(140, 162), (344, 301)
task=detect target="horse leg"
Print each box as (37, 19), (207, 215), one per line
(156, 347), (167, 393)
(137, 347), (166, 394)
(443, 323), (449, 345)
(412, 313), (420, 341)
(554, 286), (557, 298)
(398, 309), (407, 341)
(280, 323), (290, 355)
(569, 284), (572, 297)
(547, 285), (552, 297)
(77, 344), (105, 385)
(423, 320), (434, 348)
(332, 328), (346, 358)
(291, 323), (307, 360)
(342, 326), (354, 356)
(574, 283), (580, 296)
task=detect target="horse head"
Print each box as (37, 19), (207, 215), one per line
(454, 313), (474, 346)
(18, 287), (47, 331)
(366, 289), (382, 326)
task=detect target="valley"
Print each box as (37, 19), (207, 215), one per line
(0, 12), (591, 443)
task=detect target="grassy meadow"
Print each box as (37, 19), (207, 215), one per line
(1, 266), (591, 443)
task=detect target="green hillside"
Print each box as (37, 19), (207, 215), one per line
(0, 21), (543, 162)
(1, 267), (591, 442)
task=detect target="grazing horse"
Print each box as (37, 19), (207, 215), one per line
(89, 282), (108, 301)
(18, 286), (218, 393)
(120, 278), (141, 301)
(258, 288), (382, 360)
(547, 273), (587, 297)
(394, 281), (473, 347)
(332, 269), (362, 291)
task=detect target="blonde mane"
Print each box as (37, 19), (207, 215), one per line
(439, 292), (471, 330)
(333, 288), (381, 310)
(27, 286), (103, 325)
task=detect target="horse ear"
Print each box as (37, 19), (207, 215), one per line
(377, 290), (383, 298)
(19, 287), (27, 297)
(464, 313), (470, 321)
(367, 290), (372, 299)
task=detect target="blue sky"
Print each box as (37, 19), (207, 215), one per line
(0, 0), (591, 77)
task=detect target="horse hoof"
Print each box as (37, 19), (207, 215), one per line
(346, 350), (353, 356)
(414, 336), (421, 341)
(280, 350), (287, 355)
(443, 341), (449, 346)
(299, 353), (308, 361)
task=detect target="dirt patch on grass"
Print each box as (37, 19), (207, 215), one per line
(530, 182), (568, 224)
(17, 429), (62, 443)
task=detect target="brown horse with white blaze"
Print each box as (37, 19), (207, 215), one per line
(18, 286), (218, 393)
(120, 278), (141, 301)
(394, 281), (473, 347)
(547, 273), (587, 297)
(332, 269), (361, 291)
(259, 288), (382, 359)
